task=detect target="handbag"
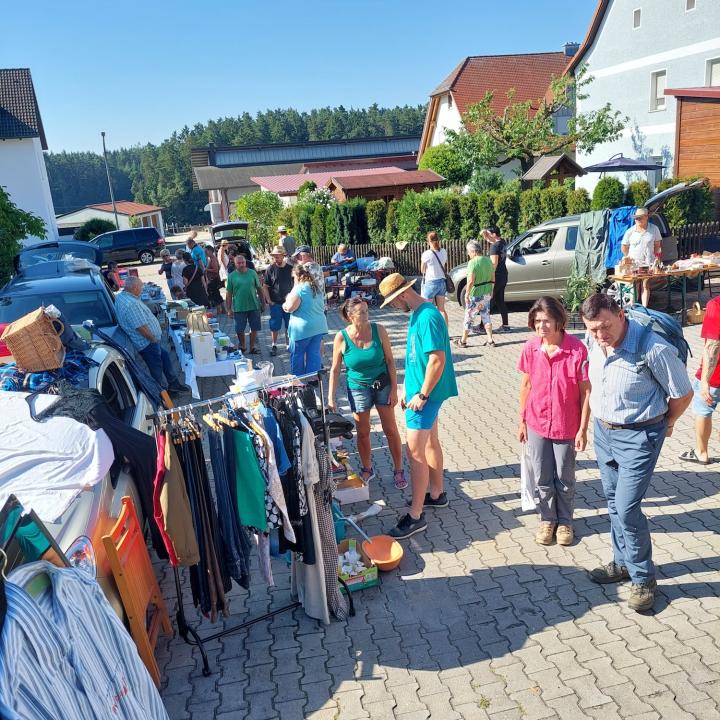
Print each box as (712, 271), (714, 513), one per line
(431, 249), (455, 294)
(519, 442), (537, 512)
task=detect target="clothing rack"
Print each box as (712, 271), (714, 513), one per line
(154, 370), (336, 676)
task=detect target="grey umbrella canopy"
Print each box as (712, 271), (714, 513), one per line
(584, 153), (665, 172)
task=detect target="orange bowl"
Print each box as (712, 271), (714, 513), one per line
(362, 535), (404, 572)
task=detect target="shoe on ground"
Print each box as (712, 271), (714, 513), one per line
(167, 381), (189, 394)
(494, 325), (512, 334)
(406, 491), (448, 508)
(589, 561), (630, 584)
(628, 578), (657, 612)
(556, 524), (574, 546)
(388, 513), (427, 540)
(535, 521), (557, 545)
(270, 345), (277, 356)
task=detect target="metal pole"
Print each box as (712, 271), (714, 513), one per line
(101, 131), (120, 230)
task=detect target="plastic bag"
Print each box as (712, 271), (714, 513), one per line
(519, 442), (537, 512)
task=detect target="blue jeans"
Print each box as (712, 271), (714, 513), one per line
(288, 334), (323, 377)
(593, 418), (667, 583)
(139, 341), (178, 390)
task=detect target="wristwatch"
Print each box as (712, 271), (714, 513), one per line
(418, 392), (428, 401)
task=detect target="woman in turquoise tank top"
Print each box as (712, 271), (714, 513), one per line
(328, 296), (406, 489)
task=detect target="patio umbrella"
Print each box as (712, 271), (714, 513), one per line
(584, 153), (665, 173)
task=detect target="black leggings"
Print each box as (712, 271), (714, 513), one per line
(492, 275), (509, 326)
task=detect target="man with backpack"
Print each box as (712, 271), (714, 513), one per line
(581, 294), (692, 612)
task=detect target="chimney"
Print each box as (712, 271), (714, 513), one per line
(563, 42), (580, 57)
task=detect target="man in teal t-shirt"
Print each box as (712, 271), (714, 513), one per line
(379, 272), (458, 540)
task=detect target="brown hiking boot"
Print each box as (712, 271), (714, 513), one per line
(590, 561), (630, 584)
(628, 579), (657, 612)
(535, 521), (557, 545)
(556, 524), (574, 546)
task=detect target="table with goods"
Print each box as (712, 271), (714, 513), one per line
(324, 256), (395, 307)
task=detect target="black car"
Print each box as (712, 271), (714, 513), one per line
(89, 227), (165, 265)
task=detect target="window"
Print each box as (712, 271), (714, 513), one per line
(707, 58), (720, 86)
(515, 230), (556, 256)
(447, 93), (452, 109)
(650, 70), (667, 111)
(565, 226), (578, 251)
(686, 0), (696, 9)
(633, 8), (641, 28)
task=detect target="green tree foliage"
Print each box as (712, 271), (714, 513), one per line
(540, 184), (568, 221)
(417, 143), (469, 186)
(444, 194), (462, 240)
(519, 188), (544, 231)
(297, 180), (317, 198)
(310, 205), (327, 246)
(334, 199), (368, 245)
(396, 191), (448, 242)
(656, 176), (714, 227)
(477, 191), (498, 229)
(566, 188), (591, 215)
(494, 191), (520, 238)
(467, 168), (505, 194)
(385, 199), (399, 242)
(296, 207), (313, 247)
(625, 180), (651, 208)
(44, 105), (426, 225)
(326, 204), (338, 246)
(591, 177), (625, 210)
(0, 186), (46, 284)
(366, 200), (387, 244)
(231, 191), (283, 250)
(459, 193), (480, 239)
(446, 69), (626, 176)
(74, 217), (116, 241)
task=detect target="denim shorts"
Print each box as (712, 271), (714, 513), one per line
(347, 382), (392, 414)
(422, 278), (447, 299)
(405, 399), (443, 430)
(234, 309), (261, 333)
(269, 303), (290, 332)
(691, 377), (720, 417)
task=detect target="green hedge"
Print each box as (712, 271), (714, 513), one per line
(494, 191), (519, 238)
(591, 177), (625, 210)
(625, 180), (651, 208)
(656, 176), (714, 227)
(366, 200), (387, 244)
(519, 188), (543, 231)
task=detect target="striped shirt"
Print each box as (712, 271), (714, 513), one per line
(1, 562), (169, 719)
(115, 290), (161, 351)
(587, 319), (692, 424)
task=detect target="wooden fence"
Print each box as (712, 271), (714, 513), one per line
(675, 221), (720, 258)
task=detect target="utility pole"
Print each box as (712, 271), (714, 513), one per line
(101, 131), (120, 230)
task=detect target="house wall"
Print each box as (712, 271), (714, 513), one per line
(676, 97), (720, 186)
(575, 0), (720, 194)
(0, 137), (59, 244)
(430, 94), (463, 147)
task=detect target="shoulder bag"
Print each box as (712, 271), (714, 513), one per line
(431, 249), (455, 294)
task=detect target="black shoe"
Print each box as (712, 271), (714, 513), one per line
(388, 513), (427, 540)
(167, 380), (189, 394)
(628, 579), (657, 612)
(270, 345), (277, 356)
(589, 561), (630, 584)
(406, 492), (448, 509)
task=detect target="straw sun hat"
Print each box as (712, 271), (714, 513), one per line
(379, 272), (415, 308)
(270, 245), (287, 255)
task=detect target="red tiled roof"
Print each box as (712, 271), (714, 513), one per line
(251, 167), (403, 194)
(87, 201), (163, 215)
(326, 170), (444, 191)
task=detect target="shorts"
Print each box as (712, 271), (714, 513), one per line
(347, 382), (392, 414)
(269, 303), (290, 332)
(234, 309), (261, 333)
(691, 377), (720, 417)
(421, 279), (447, 299)
(405, 399), (443, 430)
(464, 294), (492, 331)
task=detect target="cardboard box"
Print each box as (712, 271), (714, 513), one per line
(337, 539), (378, 593)
(334, 473), (369, 505)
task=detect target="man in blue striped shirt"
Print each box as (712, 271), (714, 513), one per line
(581, 294), (692, 612)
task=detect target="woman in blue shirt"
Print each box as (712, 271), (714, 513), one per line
(283, 262), (329, 376)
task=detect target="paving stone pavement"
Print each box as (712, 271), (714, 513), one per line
(152, 287), (720, 720)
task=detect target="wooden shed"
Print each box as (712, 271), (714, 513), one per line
(325, 170), (444, 202)
(521, 154), (586, 187)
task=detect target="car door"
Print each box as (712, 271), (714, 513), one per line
(553, 224), (579, 293)
(117, 232), (137, 262)
(95, 235), (115, 263)
(505, 228), (559, 300)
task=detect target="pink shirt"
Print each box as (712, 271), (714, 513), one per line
(517, 333), (589, 440)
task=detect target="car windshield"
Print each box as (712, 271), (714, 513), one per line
(16, 246), (100, 270)
(0, 291), (114, 327)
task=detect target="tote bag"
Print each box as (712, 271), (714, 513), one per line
(519, 442), (537, 512)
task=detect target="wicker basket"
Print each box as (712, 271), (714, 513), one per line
(0, 308), (66, 371)
(687, 302), (706, 325)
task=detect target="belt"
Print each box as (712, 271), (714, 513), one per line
(598, 415), (666, 431)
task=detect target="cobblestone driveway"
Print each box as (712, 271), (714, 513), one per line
(155, 297), (720, 720)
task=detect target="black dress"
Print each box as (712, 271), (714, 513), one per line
(182, 262), (209, 306)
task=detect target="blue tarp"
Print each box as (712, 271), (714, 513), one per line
(605, 205), (637, 268)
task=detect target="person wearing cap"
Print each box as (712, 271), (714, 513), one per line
(292, 245), (325, 288)
(379, 272), (458, 539)
(278, 225), (296, 258)
(621, 207), (662, 307)
(265, 245), (294, 356)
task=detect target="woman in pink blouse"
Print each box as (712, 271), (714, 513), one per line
(517, 296), (591, 547)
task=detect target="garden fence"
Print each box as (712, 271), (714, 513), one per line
(675, 221), (720, 258)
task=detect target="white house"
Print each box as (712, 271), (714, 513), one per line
(56, 201), (165, 237)
(0, 68), (58, 243)
(568, 0), (720, 194)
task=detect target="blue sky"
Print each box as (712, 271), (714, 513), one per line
(3, 1), (597, 152)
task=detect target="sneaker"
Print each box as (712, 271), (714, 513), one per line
(628, 579), (657, 612)
(388, 513), (427, 539)
(494, 325), (512, 334)
(535, 521), (557, 545)
(556, 524), (574, 546)
(270, 345), (277, 356)
(406, 492), (448, 508)
(589, 561), (630, 584)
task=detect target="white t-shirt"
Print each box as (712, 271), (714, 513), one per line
(622, 224), (661, 265)
(422, 248), (447, 281)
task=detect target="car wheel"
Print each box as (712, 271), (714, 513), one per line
(456, 281), (466, 307)
(138, 250), (154, 265)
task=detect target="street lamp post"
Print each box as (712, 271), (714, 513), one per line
(101, 131), (120, 230)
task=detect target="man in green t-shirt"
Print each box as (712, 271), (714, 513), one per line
(379, 272), (458, 540)
(226, 254), (268, 354)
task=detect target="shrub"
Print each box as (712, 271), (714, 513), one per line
(232, 191), (283, 249)
(494, 191), (519, 238)
(396, 190), (447, 242)
(566, 188), (591, 215)
(591, 176), (625, 210)
(625, 180), (651, 208)
(540, 184), (568, 221)
(459, 193), (480, 239)
(366, 200), (387, 244)
(276, 205), (295, 232)
(326, 204), (338, 245)
(310, 205), (327, 247)
(477, 191), (498, 229)
(418, 143), (469, 186)
(385, 199), (399, 242)
(0, 186), (46, 284)
(519, 188), (543, 231)
(444, 194), (462, 240)
(468, 168), (505, 194)
(74, 217), (116, 241)
(295, 206), (313, 247)
(334, 199), (368, 245)
(656, 176), (714, 227)
(297, 180), (317, 198)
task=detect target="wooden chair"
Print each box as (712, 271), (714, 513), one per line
(102, 496), (172, 687)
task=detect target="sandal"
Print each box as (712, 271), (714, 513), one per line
(393, 469), (408, 490)
(487, 340), (496, 347)
(361, 467), (376, 483)
(679, 448), (709, 465)
(453, 339), (468, 348)
(248, 347), (261, 355)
